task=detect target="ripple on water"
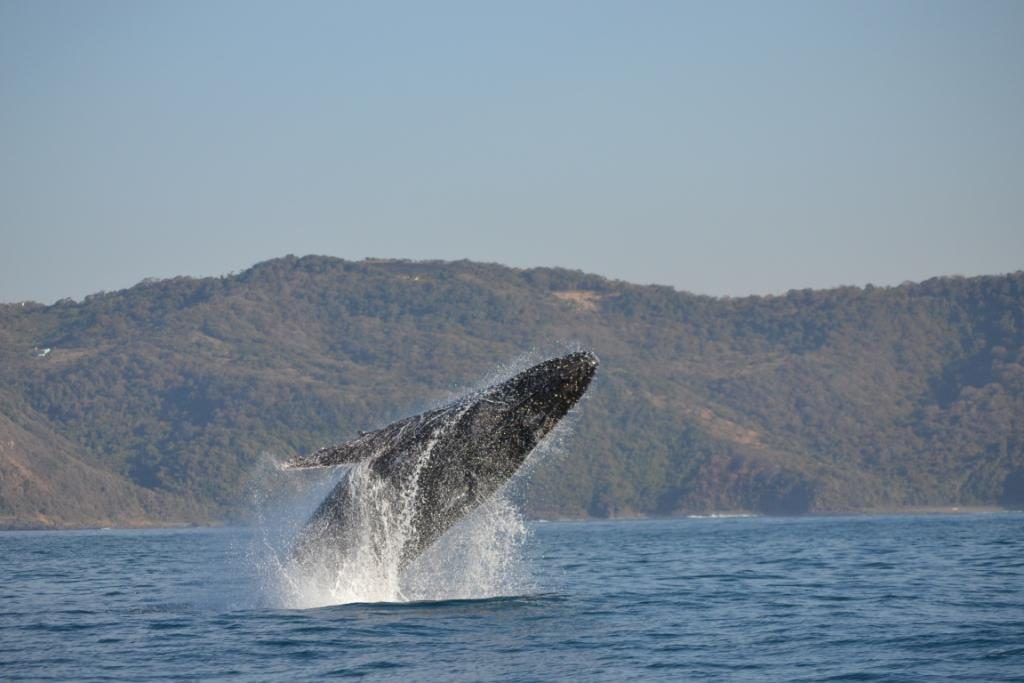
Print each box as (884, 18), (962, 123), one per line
(1, 514), (1023, 681)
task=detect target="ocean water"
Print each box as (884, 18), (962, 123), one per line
(2, 513), (1022, 681)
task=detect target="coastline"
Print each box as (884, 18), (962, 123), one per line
(533, 505), (1013, 523)
(1, 505), (1016, 532)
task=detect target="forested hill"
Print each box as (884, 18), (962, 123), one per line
(1, 256), (1022, 528)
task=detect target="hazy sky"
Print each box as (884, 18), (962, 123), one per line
(2, 0), (1022, 303)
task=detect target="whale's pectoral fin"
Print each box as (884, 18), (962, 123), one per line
(280, 407), (451, 470)
(279, 436), (377, 470)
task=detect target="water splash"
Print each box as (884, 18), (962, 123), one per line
(250, 462), (532, 609)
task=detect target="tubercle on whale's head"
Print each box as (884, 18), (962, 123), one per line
(549, 350), (599, 404)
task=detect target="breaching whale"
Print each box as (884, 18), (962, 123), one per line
(282, 351), (598, 568)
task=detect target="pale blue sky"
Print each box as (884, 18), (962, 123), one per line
(2, 0), (1022, 303)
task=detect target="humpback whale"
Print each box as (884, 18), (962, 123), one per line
(283, 351), (598, 568)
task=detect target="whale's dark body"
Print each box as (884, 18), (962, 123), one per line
(284, 351), (599, 567)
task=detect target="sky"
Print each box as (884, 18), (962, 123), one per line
(1, 0), (1022, 303)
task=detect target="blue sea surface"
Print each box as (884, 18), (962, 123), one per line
(2, 514), (1022, 681)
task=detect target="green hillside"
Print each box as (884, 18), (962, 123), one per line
(1, 256), (1022, 528)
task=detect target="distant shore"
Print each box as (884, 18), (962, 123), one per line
(532, 505), (1013, 523)
(1, 506), (1017, 532)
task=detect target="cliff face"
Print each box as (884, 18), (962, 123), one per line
(1, 256), (1022, 527)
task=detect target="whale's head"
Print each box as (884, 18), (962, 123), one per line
(483, 350), (599, 445)
(401, 350), (599, 551)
